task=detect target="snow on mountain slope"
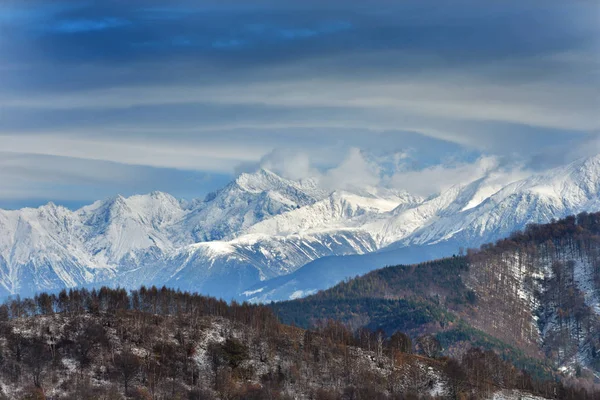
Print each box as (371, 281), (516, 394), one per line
(2, 156), (600, 300)
(363, 175), (507, 247)
(246, 190), (419, 237)
(155, 229), (378, 298)
(0, 169), (368, 298)
(0, 204), (115, 296)
(574, 260), (600, 315)
(238, 242), (452, 303)
(78, 191), (185, 265)
(179, 169), (325, 242)
(241, 156), (600, 302)
(404, 155), (600, 247)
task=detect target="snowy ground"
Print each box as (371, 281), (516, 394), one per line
(489, 389), (549, 400)
(574, 259), (600, 315)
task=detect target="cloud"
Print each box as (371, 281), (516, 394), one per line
(0, 134), (270, 172)
(0, 152), (231, 208)
(258, 148), (533, 197)
(253, 147), (524, 198)
(212, 39), (245, 49)
(0, 0), (597, 207)
(250, 147), (394, 192)
(528, 132), (600, 170)
(278, 21), (352, 40)
(50, 17), (131, 33)
(388, 156), (530, 196)
(1, 64), (597, 134)
(319, 148), (382, 191)
(256, 149), (319, 181)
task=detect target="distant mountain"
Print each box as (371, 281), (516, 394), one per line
(241, 155), (600, 302)
(0, 169), (403, 298)
(2, 156), (600, 299)
(180, 169), (325, 242)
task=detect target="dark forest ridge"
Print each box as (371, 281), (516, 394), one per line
(0, 285), (588, 399)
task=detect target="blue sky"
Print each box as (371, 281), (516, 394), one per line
(0, 0), (598, 208)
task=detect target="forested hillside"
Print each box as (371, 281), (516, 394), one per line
(466, 213), (600, 371)
(0, 286), (586, 399)
(273, 212), (600, 391)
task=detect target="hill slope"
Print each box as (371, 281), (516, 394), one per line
(0, 286), (578, 399)
(272, 213), (600, 378)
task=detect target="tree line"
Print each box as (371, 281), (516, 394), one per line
(0, 285), (596, 399)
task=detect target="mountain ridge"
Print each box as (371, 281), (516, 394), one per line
(2, 156), (600, 300)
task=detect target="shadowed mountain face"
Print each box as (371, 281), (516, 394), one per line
(2, 156), (600, 300)
(272, 213), (600, 376)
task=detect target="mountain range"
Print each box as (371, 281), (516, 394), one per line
(2, 155), (600, 300)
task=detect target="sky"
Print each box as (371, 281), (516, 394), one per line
(0, 0), (598, 209)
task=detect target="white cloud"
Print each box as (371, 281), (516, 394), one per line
(319, 148), (382, 191)
(0, 1), (595, 208)
(0, 151), (233, 206)
(3, 64), (598, 132)
(387, 156), (530, 196)
(248, 140), (542, 198)
(258, 149), (319, 181)
(257, 147), (531, 198)
(0, 152), (137, 201)
(0, 134), (270, 172)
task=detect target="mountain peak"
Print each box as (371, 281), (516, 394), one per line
(106, 194), (129, 211)
(578, 153), (600, 165)
(234, 168), (290, 193)
(33, 201), (74, 221)
(573, 154), (600, 177)
(39, 201), (59, 211)
(149, 190), (172, 199)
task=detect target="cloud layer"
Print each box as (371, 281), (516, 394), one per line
(0, 0), (598, 207)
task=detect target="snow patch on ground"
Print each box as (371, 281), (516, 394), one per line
(193, 318), (228, 370)
(489, 389), (549, 400)
(574, 259), (600, 315)
(426, 366), (447, 397)
(62, 358), (78, 373)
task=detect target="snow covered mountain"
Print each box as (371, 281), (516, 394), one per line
(2, 156), (600, 300)
(180, 169), (325, 242)
(401, 155), (600, 247)
(241, 155), (600, 302)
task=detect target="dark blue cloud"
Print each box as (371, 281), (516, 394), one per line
(49, 17), (130, 33)
(3, 0), (591, 70)
(1, 0), (590, 101)
(211, 38), (245, 49)
(0, 152), (232, 209)
(0, 2), (85, 23)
